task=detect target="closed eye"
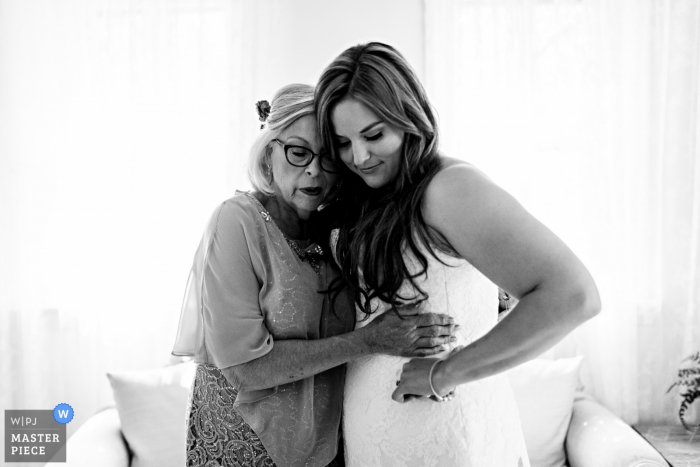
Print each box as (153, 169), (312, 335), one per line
(365, 132), (383, 142)
(335, 139), (351, 148)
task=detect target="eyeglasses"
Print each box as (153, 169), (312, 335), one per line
(272, 139), (339, 173)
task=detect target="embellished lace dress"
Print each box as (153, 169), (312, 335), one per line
(173, 192), (354, 467)
(339, 240), (530, 467)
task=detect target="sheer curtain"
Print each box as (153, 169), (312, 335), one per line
(425, 0), (700, 424)
(0, 1), (429, 455)
(0, 0), (275, 445)
(1, 0), (697, 445)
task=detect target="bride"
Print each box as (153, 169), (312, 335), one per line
(315, 42), (601, 467)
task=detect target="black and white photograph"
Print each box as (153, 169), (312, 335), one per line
(1, 1), (699, 466)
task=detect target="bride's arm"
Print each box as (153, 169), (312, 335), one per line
(392, 160), (600, 402)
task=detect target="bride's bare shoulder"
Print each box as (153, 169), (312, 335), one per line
(422, 156), (504, 231)
(439, 156), (471, 170)
(428, 157), (494, 200)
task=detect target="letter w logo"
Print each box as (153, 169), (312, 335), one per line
(58, 410), (69, 418)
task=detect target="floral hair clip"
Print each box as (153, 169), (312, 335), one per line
(256, 100), (271, 129)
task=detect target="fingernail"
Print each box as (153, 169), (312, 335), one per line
(450, 336), (457, 342)
(455, 324), (461, 330)
(439, 346), (446, 351)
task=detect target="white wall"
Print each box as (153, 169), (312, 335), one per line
(0, 0), (427, 452)
(252, 0), (424, 100)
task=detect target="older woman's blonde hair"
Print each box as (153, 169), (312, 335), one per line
(248, 83), (316, 194)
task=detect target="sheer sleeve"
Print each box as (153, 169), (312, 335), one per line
(200, 199), (274, 369)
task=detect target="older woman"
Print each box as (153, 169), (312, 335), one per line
(172, 83), (457, 467)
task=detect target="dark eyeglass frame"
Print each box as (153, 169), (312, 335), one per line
(272, 139), (338, 173)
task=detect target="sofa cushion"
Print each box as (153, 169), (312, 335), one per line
(507, 356), (584, 467)
(106, 358), (582, 467)
(107, 361), (195, 467)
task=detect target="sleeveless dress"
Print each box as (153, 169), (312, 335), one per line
(341, 244), (530, 467)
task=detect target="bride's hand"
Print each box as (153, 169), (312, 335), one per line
(359, 302), (459, 358)
(392, 346), (462, 403)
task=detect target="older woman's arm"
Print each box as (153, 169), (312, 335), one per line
(225, 308), (456, 392)
(200, 198), (457, 394)
(393, 161), (601, 401)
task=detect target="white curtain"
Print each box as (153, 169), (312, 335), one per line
(0, 0), (429, 452)
(425, 0), (700, 424)
(2, 0), (698, 444)
(0, 0), (276, 444)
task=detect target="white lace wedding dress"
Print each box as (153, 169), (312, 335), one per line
(342, 245), (530, 467)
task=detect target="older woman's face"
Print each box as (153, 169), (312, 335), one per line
(270, 115), (338, 220)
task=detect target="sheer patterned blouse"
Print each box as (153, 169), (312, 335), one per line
(173, 191), (354, 467)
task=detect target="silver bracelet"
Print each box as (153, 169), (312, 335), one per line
(428, 360), (454, 402)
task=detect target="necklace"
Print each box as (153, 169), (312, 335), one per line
(245, 193), (324, 274)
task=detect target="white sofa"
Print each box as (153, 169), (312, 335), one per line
(58, 359), (669, 467)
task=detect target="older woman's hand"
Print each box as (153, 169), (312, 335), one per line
(358, 303), (459, 358)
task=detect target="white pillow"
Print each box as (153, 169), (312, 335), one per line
(107, 362), (196, 467)
(507, 356), (584, 467)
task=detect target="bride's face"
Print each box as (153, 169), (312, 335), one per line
(330, 98), (404, 189)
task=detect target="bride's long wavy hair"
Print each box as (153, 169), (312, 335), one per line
(315, 42), (445, 317)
